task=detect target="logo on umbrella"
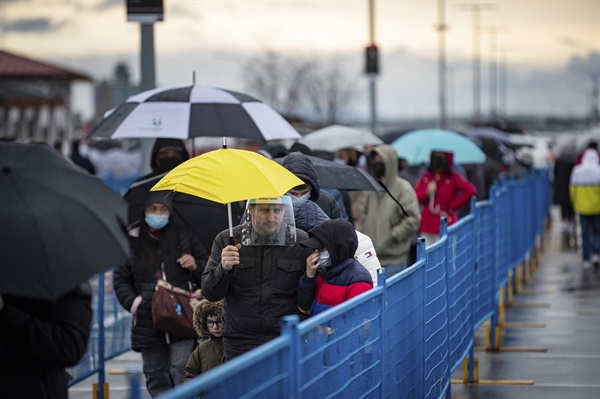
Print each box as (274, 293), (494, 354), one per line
(152, 118), (161, 127)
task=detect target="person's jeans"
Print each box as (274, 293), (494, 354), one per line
(579, 214), (600, 261)
(141, 339), (195, 397)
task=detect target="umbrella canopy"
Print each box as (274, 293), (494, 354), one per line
(391, 129), (486, 165)
(0, 142), (130, 301)
(91, 85), (301, 142)
(124, 173), (245, 252)
(273, 155), (384, 191)
(151, 147), (304, 238)
(299, 125), (383, 152)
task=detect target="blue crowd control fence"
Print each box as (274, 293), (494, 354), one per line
(68, 169), (551, 399)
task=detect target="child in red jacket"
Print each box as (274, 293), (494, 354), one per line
(297, 219), (373, 317)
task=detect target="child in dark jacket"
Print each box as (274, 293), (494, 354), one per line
(184, 300), (224, 381)
(297, 219), (373, 316)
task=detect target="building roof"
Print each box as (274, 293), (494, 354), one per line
(0, 49), (91, 81)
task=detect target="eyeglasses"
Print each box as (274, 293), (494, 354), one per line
(207, 320), (223, 328)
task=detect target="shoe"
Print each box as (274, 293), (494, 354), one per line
(583, 261), (592, 270)
(592, 254), (600, 265)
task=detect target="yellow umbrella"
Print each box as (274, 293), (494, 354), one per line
(151, 147), (303, 240)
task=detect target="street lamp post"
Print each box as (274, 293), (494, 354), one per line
(437, 0), (448, 129)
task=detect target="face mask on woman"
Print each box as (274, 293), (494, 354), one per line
(145, 213), (169, 230)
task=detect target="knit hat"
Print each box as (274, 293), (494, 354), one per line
(144, 191), (173, 212)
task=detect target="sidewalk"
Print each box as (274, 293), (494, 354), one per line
(451, 207), (600, 398)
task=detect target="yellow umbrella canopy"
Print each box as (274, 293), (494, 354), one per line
(151, 147), (303, 203)
(151, 147), (304, 241)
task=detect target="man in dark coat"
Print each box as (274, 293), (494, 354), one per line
(281, 152), (343, 220)
(0, 283), (92, 399)
(202, 197), (313, 360)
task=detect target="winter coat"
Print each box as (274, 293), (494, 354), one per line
(184, 337), (224, 380)
(569, 150), (600, 215)
(0, 283), (92, 399)
(361, 145), (422, 266)
(297, 219), (373, 316)
(293, 199), (381, 286)
(281, 152), (343, 219)
(201, 224), (312, 359)
(113, 222), (206, 351)
(415, 151), (477, 234)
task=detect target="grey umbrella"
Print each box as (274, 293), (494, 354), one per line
(0, 142), (130, 301)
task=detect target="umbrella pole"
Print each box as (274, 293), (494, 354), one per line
(227, 202), (235, 245)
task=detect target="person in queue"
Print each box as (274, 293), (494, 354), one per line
(201, 196), (312, 360)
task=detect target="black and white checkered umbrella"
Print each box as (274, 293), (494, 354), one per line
(91, 85), (301, 141)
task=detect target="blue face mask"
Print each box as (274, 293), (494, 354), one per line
(318, 250), (331, 268)
(145, 213), (169, 230)
(286, 193), (311, 201)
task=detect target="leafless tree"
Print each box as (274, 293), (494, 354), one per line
(243, 51), (362, 125)
(304, 61), (361, 125)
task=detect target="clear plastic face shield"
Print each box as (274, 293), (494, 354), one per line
(241, 197), (296, 246)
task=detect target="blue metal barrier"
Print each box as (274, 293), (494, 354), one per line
(69, 169), (551, 399)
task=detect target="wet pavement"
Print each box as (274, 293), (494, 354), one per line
(451, 207), (600, 399)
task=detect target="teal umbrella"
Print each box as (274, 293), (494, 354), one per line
(390, 129), (486, 165)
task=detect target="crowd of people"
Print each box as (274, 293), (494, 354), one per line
(5, 128), (595, 398)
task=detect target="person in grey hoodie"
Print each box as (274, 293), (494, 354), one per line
(360, 145), (421, 278)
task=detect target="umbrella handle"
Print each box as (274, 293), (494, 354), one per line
(429, 193), (440, 214)
(227, 203), (235, 245)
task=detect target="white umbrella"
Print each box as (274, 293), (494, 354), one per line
(91, 85), (301, 142)
(299, 125), (383, 152)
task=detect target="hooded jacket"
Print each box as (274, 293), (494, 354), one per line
(360, 145), (421, 266)
(293, 200), (381, 286)
(297, 219), (373, 316)
(281, 152), (342, 220)
(415, 151), (477, 234)
(569, 149), (600, 215)
(133, 138), (190, 184)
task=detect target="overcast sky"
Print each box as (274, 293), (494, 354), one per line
(1, 0), (598, 124)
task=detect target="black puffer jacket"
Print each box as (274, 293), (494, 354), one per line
(281, 152), (342, 220)
(113, 222), (207, 350)
(202, 224), (312, 359)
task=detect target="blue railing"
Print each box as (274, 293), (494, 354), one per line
(68, 169), (551, 399)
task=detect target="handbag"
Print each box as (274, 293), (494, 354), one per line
(151, 262), (202, 338)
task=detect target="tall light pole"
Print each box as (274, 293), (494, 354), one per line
(498, 44), (516, 117)
(365, 0), (379, 135)
(486, 27), (506, 119)
(437, 0), (448, 129)
(458, 3), (493, 126)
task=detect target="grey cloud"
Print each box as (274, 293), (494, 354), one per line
(3, 18), (67, 33)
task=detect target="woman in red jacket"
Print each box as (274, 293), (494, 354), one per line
(415, 151), (477, 246)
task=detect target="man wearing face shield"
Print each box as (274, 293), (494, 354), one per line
(201, 197), (312, 360)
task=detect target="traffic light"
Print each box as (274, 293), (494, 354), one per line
(365, 45), (379, 75)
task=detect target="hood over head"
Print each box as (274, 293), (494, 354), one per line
(429, 150), (454, 174)
(581, 148), (599, 165)
(281, 152), (321, 200)
(150, 138), (190, 172)
(370, 144), (399, 186)
(300, 219), (357, 267)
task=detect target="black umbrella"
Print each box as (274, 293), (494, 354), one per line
(274, 155), (384, 191)
(0, 142), (130, 301)
(124, 174), (245, 252)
